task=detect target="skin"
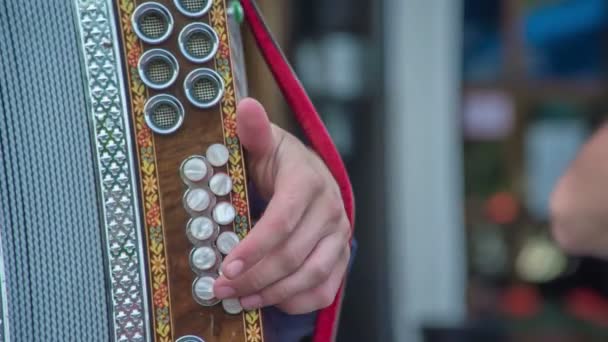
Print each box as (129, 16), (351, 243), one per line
(212, 98), (352, 314)
(550, 123), (608, 259)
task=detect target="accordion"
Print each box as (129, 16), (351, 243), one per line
(0, 0), (354, 341)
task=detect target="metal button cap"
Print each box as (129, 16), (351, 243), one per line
(191, 246), (219, 271)
(206, 143), (229, 167)
(181, 156), (209, 182)
(216, 231), (240, 255)
(209, 173), (232, 196)
(213, 202), (236, 225)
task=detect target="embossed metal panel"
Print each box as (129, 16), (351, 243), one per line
(75, 0), (151, 340)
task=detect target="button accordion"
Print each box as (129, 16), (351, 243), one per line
(0, 0), (354, 341)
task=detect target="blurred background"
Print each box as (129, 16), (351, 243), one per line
(242, 0), (608, 341)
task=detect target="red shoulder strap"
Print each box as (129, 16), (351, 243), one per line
(238, 1), (356, 341)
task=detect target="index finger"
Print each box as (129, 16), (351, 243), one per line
(220, 167), (319, 279)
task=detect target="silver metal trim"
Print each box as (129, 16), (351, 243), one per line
(75, 0), (151, 340)
(138, 49), (180, 90)
(183, 68), (225, 109)
(132, 2), (174, 44)
(178, 22), (219, 64)
(173, 0), (213, 18)
(0, 230), (9, 342)
(144, 94), (185, 135)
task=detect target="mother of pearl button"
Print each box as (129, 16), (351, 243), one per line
(222, 298), (243, 315)
(213, 202), (236, 225)
(209, 173), (232, 196)
(193, 276), (216, 302)
(181, 156), (209, 182)
(216, 231), (240, 255)
(188, 216), (217, 242)
(206, 143), (230, 167)
(185, 188), (211, 212)
(191, 246), (218, 271)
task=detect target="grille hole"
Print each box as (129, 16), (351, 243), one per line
(138, 49), (179, 90)
(139, 13), (167, 39)
(193, 77), (219, 102)
(146, 59), (173, 85)
(179, 23), (218, 63)
(187, 32), (213, 59)
(132, 3), (173, 44)
(144, 95), (185, 135)
(152, 104), (178, 129)
(176, 0), (211, 16)
(184, 69), (224, 108)
(181, 0), (208, 12)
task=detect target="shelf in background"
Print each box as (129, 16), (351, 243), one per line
(464, 78), (608, 101)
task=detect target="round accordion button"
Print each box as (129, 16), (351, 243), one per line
(190, 246), (219, 272)
(193, 276), (219, 306)
(222, 298), (243, 315)
(206, 143), (229, 167)
(181, 156), (209, 183)
(209, 173), (232, 197)
(213, 202), (236, 226)
(185, 188), (212, 213)
(216, 231), (240, 255)
(187, 216), (217, 242)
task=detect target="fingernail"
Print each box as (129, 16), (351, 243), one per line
(240, 295), (262, 309)
(214, 286), (235, 299)
(224, 260), (244, 278)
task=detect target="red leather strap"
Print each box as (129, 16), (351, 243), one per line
(239, 1), (356, 341)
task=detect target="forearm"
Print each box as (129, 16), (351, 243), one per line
(550, 123), (608, 258)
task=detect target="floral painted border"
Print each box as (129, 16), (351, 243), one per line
(116, 1), (173, 341)
(209, 1), (264, 341)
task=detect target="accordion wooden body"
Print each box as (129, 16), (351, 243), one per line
(0, 0), (353, 341)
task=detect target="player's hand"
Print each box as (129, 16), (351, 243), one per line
(212, 98), (351, 314)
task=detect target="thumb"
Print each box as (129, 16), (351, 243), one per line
(236, 98), (275, 160)
(236, 98), (283, 196)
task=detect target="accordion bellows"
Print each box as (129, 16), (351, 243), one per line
(0, 0), (113, 340)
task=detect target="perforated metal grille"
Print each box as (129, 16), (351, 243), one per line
(193, 77), (219, 102)
(179, 0), (209, 13)
(146, 58), (173, 85)
(0, 0), (111, 340)
(152, 104), (179, 129)
(186, 32), (213, 59)
(139, 12), (167, 39)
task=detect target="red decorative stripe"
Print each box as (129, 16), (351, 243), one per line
(239, 1), (356, 341)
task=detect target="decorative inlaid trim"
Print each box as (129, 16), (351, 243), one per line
(0, 230), (8, 342)
(75, 0), (150, 341)
(116, 1), (174, 341)
(209, 1), (263, 340)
